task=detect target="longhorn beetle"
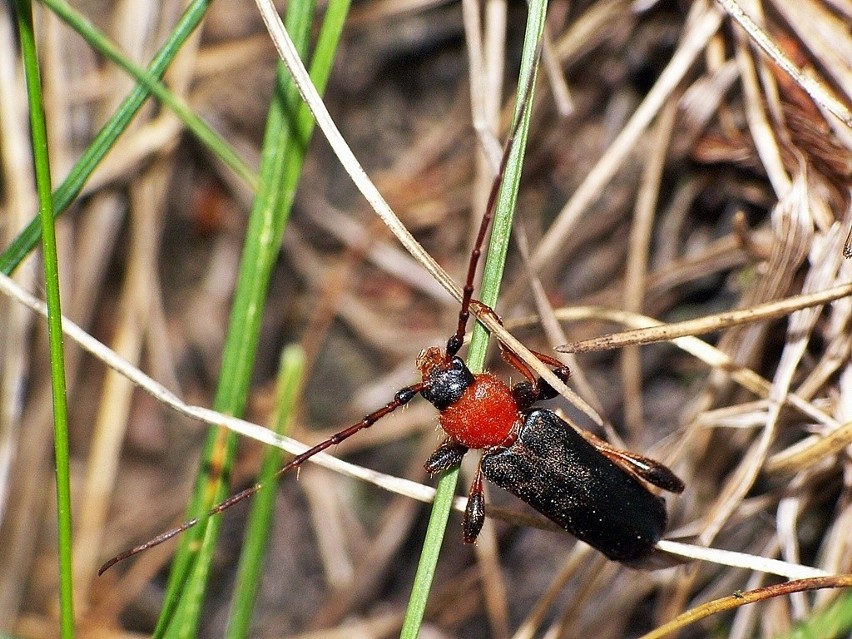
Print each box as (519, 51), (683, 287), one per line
(99, 67), (683, 576)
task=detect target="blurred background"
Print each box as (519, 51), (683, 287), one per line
(0, 0), (850, 637)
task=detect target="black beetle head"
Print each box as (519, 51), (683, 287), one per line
(416, 347), (474, 410)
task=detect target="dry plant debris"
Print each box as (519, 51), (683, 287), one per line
(0, 0), (850, 637)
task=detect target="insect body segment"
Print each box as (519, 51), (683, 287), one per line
(438, 373), (521, 449)
(481, 409), (669, 562)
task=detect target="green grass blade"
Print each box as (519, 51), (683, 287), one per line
(153, 0), (347, 634)
(225, 346), (305, 639)
(0, 0), (213, 275)
(14, 1), (74, 637)
(786, 592), (852, 639)
(399, 466), (460, 639)
(153, 38), (313, 639)
(38, 0), (257, 189)
(398, 1), (548, 635)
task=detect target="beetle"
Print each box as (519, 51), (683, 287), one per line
(416, 310), (684, 562)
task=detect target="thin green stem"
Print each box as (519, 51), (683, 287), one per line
(14, 1), (74, 637)
(399, 1), (548, 635)
(225, 346), (305, 639)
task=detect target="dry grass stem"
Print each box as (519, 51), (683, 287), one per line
(561, 282), (852, 353)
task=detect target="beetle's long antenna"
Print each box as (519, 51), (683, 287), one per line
(446, 52), (542, 357)
(99, 382), (426, 574)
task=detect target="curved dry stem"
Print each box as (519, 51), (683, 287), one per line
(638, 573), (852, 639)
(252, 0), (582, 424)
(560, 283), (852, 354)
